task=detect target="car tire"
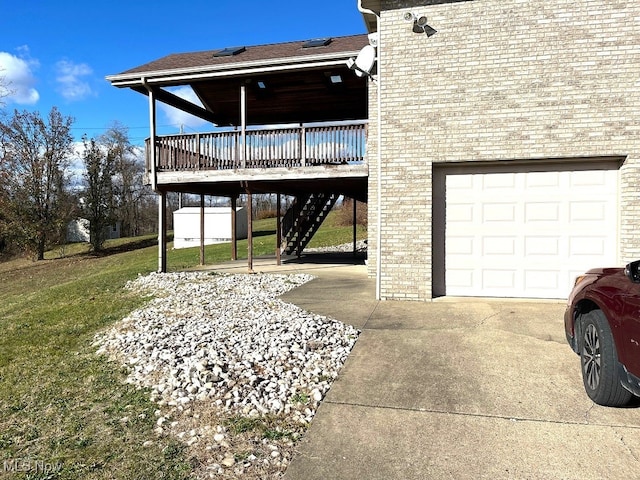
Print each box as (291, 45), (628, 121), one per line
(579, 310), (633, 407)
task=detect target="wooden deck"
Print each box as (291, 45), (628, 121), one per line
(147, 121), (367, 176)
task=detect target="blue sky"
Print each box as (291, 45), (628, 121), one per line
(0, 1), (366, 146)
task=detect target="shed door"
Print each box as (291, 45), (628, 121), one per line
(443, 164), (618, 299)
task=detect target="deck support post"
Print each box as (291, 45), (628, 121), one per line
(241, 84), (247, 169)
(143, 78), (157, 192)
(353, 197), (357, 258)
(276, 193), (282, 266)
(246, 187), (254, 273)
(158, 190), (167, 273)
(199, 194), (205, 266)
(231, 196), (237, 261)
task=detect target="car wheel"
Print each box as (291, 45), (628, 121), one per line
(579, 310), (633, 407)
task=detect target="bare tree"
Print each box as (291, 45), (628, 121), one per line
(0, 107), (75, 260)
(99, 122), (147, 237)
(0, 155), (10, 255)
(0, 74), (10, 252)
(0, 68), (10, 108)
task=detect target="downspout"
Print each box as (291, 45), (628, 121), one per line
(358, 0), (382, 300)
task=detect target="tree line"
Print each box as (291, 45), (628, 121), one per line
(0, 106), (157, 260)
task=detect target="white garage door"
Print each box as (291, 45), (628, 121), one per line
(444, 165), (619, 299)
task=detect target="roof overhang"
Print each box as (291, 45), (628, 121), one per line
(358, 0), (380, 33)
(106, 35), (369, 127)
(107, 51), (359, 88)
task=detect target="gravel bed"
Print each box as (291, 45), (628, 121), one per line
(94, 271), (360, 478)
(304, 240), (367, 253)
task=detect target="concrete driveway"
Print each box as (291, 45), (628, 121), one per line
(271, 259), (640, 480)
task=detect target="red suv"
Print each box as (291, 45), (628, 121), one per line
(564, 260), (640, 406)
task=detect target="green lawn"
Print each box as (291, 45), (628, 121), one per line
(0, 213), (366, 479)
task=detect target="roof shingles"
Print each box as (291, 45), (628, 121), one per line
(117, 34), (368, 76)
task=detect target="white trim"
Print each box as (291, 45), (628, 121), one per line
(107, 53), (360, 87)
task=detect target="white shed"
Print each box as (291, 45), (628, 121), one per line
(173, 207), (247, 249)
(67, 218), (121, 243)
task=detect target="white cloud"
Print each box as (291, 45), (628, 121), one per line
(159, 86), (208, 131)
(55, 60), (94, 101)
(67, 141), (86, 188)
(0, 49), (40, 105)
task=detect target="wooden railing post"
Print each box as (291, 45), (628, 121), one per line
(300, 124), (306, 167)
(196, 133), (201, 170)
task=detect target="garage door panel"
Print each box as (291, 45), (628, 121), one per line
(569, 236), (608, 256)
(447, 269), (474, 289)
(569, 202), (607, 221)
(525, 237), (560, 256)
(483, 173), (517, 188)
(444, 165), (618, 299)
(448, 236), (474, 255)
(525, 203), (561, 222)
(483, 204), (516, 222)
(483, 237), (516, 255)
(448, 203), (475, 222)
(570, 170), (610, 187)
(448, 174), (474, 189)
(482, 270), (517, 289)
(524, 270), (560, 291)
(525, 171), (562, 188)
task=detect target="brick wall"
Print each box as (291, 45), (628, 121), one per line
(367, 0), (640, 300)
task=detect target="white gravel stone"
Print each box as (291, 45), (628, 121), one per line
(93, 270), (360, 462)
(305, 240), (367, 253)
(221, 456), (235, 468)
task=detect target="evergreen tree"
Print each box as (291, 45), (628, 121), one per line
(81, 135), (116, 252)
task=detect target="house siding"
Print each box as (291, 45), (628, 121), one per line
(368, 0), (640, 300)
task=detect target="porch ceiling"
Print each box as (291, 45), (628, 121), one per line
(107, 34), (370, 127)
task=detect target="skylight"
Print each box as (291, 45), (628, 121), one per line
(213, 46), (246, 57)
(303, 38), (332, 48)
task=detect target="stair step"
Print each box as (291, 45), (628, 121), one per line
(281, 192), (339, 255)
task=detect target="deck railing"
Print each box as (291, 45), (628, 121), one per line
(146, 121), (367, 173)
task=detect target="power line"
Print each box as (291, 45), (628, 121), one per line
(69, 124), (178, 131)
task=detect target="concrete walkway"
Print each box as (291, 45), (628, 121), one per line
(211, 255), (640, 479)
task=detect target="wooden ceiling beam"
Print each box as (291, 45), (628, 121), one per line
(132, 85), (221, 125)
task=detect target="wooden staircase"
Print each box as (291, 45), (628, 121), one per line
(282, 193), (339, 255)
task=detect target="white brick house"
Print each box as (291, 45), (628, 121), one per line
(359, 0), (640, 299)
(108, 0), (640, 301)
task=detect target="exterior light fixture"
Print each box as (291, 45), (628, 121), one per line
(403, 11), (437, 37)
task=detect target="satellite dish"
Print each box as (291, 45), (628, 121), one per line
(353, 45), (376, 78)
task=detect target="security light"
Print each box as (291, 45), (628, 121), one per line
(404, 11), (437, 37)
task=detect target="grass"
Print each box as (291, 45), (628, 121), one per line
(0, 211), (366, 479)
